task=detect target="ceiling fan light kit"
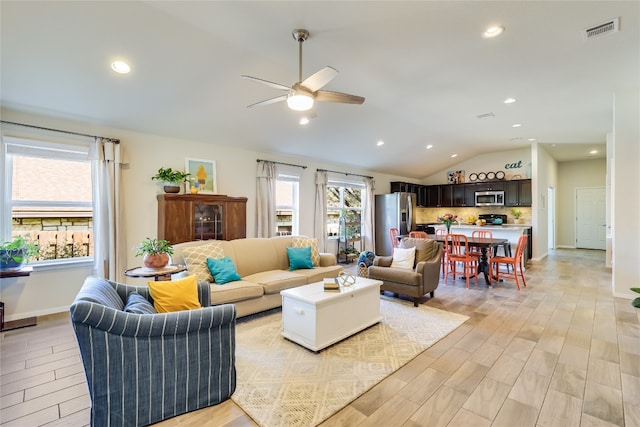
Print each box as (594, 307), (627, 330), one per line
(242, 29), (364, 115)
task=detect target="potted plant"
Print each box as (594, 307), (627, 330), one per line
(0, 235), (40, 271)
(511, 208), (523, 224)
(152, 167), (190, 193)
(135, 238), (174, 269)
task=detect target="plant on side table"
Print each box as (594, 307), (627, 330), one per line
(152, 167), (190, 193)
(135, 238), (174, 269)
(0, 235), (40, 271)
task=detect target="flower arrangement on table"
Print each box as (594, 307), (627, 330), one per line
(438, 213), (458, 233)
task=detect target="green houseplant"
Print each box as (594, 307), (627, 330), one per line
(631, 288), (640, 308)
(152, 167), (190, 193)
(135, 238), (174, 269)
(0, 235), (40, 271)
(511, 208), (523, 224)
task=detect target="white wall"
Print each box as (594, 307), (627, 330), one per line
(556, 159), (606, 248)
(0, 108), (413, 320)
(531, 143), (557, 261)
(611, 90), (640, 299)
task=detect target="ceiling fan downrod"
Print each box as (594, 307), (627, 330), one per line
(292, 29), (309, 83)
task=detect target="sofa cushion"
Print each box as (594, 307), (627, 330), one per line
(290, 265), (343, 284)
(368, 266), (422, 287)
(390, 246), (416, 269)
(210, 280), (264, 305)
(290, 237), (320, 266)
(124, 292), (157, 314)
(207, 256), (241, 284)
(286, 246), (314, 270)
(230, 238), (281, 277)
(148, 275), (202, 313)
(243, 270), (308, 295)
(182, 241), (225, 283)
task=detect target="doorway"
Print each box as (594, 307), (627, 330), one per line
(576, 187), (606, 250)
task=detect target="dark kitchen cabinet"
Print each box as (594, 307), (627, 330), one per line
(464, 185), (477, 207)
(426, 185), (442, 207)
(417, 186), (428, 207)
(440, 185), (453, 207)
(390, 182), (410, 193)
(452, 185), (467, 206)
(472, 182), (504, 192)
(505, 179), (532, 206)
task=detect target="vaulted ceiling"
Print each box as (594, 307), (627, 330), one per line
(1, 1), (637, 179)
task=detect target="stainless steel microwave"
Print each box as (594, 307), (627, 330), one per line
(475, 191), (505, 206)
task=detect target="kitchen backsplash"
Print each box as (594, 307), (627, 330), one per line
(416, 206), (532, 225)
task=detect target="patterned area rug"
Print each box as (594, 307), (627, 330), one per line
(231, 296), (469, 427)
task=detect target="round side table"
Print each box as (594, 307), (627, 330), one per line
(124, 265), (186, 281)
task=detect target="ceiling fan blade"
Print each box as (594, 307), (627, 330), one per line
(246, 95), (287, 108)
(241, 75), (290, 91)
(301, 66), (338, 92)
(315, 90), (365, 104)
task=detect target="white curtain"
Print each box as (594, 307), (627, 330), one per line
(256, 160), (277, 237)
(314, 171), (328, 252)
(363, 177), (376, 251)
(91, 139), (126, 281)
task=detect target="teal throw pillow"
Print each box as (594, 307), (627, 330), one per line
(206, 256), (241, 284)
(286, 246), (314, 271)
(124, 292), (157, 315)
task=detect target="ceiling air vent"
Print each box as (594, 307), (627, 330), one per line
(476, 112), (495, 119)
(583, 17), (619, 40)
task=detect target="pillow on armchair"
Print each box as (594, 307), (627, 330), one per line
(403, 238), (440, 264)
(390, 246), (416, 269)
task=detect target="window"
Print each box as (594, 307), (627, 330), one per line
(275, 174), (299, 236)
(327, 180), (363, 238)
(3, 137), (93, 263)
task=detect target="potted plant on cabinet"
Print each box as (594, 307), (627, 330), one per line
(0, 235), (40, 271)
(135, 238), (174, 269)
(152, 167), (190, 193)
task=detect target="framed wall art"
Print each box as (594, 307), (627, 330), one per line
(447, 170), (465, 184)
(185, 157), (217, 193)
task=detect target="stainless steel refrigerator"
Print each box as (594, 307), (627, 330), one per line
(375, 192), (416, 256)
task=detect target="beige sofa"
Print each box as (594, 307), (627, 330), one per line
(172, 236), (343, 317)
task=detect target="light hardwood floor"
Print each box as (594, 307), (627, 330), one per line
(1, 249), (639, 426)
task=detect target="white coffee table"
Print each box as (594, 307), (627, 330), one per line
(280, 277), (382, 351)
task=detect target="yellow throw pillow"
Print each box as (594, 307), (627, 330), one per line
(291, 237), (320, 266)
(181, 241), (225, 283)
(148, 275), (202, 313)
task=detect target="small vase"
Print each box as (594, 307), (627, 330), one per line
(446, 223), (451, 234)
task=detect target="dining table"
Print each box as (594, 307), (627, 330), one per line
(400, 233), (509, 286)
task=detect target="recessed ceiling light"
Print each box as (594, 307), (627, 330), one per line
(111, 61), (130, 74)
(377, 140), (384, 146)
(504, 97), (517, 104)
(299, 117), (310, 125)
(451, 154), (458, 158)
(589, 150), (598, 155)
(528, 138), (537, 142)
(512, 123), (522, 128)
(426, 144), (433, 149)
(483, 26), (505, 38)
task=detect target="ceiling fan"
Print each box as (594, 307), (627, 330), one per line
(242, 29), (365, 112)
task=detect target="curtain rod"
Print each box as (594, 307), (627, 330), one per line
(257, 159), (307, 169)
(317, 168), (373, 179)
(0, 120), (120, 144)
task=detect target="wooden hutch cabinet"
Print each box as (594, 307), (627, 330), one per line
(157, 194), (247, 245)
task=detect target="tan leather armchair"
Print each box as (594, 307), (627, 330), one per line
(367, 237), (443, 307)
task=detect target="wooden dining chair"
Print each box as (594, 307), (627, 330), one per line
(389, 227), (400, 254)
(490, 234), (528, 290)
(444, 234), (479, 288)
(409, 231), (428, 239)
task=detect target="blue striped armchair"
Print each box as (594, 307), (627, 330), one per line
(70, 276), (236, 426)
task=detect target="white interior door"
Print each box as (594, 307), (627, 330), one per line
(576, 187), (606, 250)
